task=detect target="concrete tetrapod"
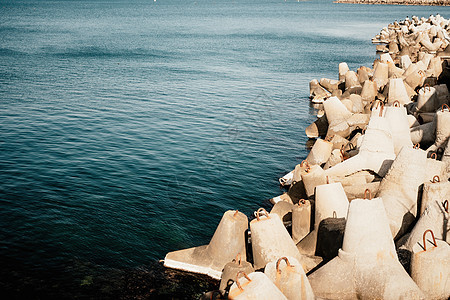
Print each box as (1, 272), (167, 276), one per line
(372, 62), (389, 90)
(301, 164), (327, 198)
(322, 96), (352, 138)
(308, 197), (424, 299)
(344, 71), (361, 90)
(424, 156), (446, 184)
(220, 254), (255, 291)
(387, 78), (410, 106)
(270, 201), (294, 226)
(324, 115), (395, 179)
(228, 271), (287, 299)
(164, 210), (248, 279)
(377, 146), (427, 240)
(264, 257), (314, 300)
(417, 85), (439, 113)
(292, 199), (311, 244)
(305, 115), (328, 139)
(360, 79), (377, 103)
(410, 120), (436, 146)
(297, 182), (349, 256)
(384, 102), (413, 155)
(250, 208), (321, 272)
(305, 138), (333, 166)
(410, 230), (450, 299)
(421, 172), (450, 212)
(339, 62), (350, 82)
(403, 200), (449, 252)
(427, 104), (450, 152)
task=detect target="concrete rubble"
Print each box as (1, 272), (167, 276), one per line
(166, 15), (450, 299)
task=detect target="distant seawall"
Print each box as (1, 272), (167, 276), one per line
(334, 0), (450, 6)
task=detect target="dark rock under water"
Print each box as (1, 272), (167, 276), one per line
(0, 258), (218, 300)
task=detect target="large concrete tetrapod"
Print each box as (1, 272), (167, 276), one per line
(373, 62), (389, 90)
(427, 104), (450, 152)
(297, 182), (348, 256)
(410, 230), (450, 299)
(164, 210), (248, 279)
(308, 197), (424, 299)
(250, 208), (320, 272)
(387, 78), (410, 105)
(360, 79), (377, 103)
(410, 119), (436, 145)
(323, 96), (352, 138)
(220, 253), (255, 291)
(377, 146), (427, 239)
(306, 138), (333, 166)
(417, 85), (439, 112)
(324, 115), (395, 179)
(228, 271), (287, 299)
(264, 257), (314, 300)
(403, 200), (449, 252)
(339, 62), (349, 82)
(420, 175), (450, 215)
(301, 164), (327, 198)
(292, 199), (311, 244)
(384, 102), (413, 155)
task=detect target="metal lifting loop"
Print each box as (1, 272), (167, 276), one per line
(393, 100), (401, 107)
(299, 199), (306, 205)
(301, 160), (309, 168)
(422, 229), (437, 251)
(432, 175), (440, 183)
(430, 153), (437, 160)
(378, 101), (385, 117)
(340, 145), (346, 161)
(235, 271), (251, 291)
(255, 208), (269, 221)
(235, 253), (242, 266)
(443, 200), (448, 213)
(305, 165), (311, 173)
(442, 103), (450, 112)
(364, 189), (372, 200)
(233, 210), (239, 217)
(276, 257), (291, 274)
(413, 143), (420, 149)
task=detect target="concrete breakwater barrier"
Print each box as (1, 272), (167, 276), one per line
(334, 0), (450, 6)
(163, 15), (450, 299)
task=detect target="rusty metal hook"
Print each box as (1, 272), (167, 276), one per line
(432, 175), (440, 183)
(235, 271), (251, 291)
(255, 208), (270, 221)
(422, 229), (437, 251)
(276, 257), (291, 274)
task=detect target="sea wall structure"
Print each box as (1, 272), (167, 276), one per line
(335, 0), (450, 6)
(165, 14), (450, 299)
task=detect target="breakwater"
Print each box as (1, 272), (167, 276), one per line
(335, 0), (450, 5)
(164, 13), (450, 299)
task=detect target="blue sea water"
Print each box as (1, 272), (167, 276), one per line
(1, 0), (449, 295)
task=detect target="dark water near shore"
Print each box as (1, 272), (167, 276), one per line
(1, 0), (449, 297)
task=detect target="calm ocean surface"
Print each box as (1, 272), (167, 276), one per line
(1, 0), (449, 296)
